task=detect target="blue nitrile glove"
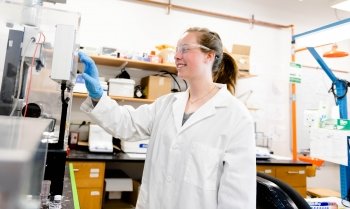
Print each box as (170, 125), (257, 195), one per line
(78, 52), (103, 100)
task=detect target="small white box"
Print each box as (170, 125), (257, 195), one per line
(88, 124), (113, 153)
(108, 78), (135, 97)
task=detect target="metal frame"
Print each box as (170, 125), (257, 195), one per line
(293, 18), (350, 199)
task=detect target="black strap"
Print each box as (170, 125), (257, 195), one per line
(328, 79), (350, 103)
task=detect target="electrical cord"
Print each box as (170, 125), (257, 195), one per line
(159, 70), (186, 92)
(328, 79), (350, 104)
(23, 32), (45, 117)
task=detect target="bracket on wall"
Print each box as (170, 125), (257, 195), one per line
(167, 0), (172, 15)
(249, 14), (255, 29)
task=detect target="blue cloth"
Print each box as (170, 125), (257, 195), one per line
(78, 52), (103, 100)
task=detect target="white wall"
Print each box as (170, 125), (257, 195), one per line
(47, 0), (292, 154)
(45, 0), (350, 192)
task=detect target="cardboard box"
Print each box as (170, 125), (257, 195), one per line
(103, 180), (141, 209)
(231, 44), (251, 72)
(141, 76), (172, 100)
(124, 180), (141, 206)
(105, 169), (133, 200)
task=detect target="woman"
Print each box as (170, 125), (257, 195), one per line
(79, 27), (256, 209)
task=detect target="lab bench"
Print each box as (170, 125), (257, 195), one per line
(67, 150), (144, 209)
(66, 150), (311, 209)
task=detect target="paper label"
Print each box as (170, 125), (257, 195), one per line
(290, 62), (302, 83)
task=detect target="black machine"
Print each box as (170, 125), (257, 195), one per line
(256, 172), (311, 209)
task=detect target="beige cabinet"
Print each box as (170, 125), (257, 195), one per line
(257, 165), (307, 197)
(70, 161), (106, 209)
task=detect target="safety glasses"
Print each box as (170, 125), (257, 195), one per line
(176, 43), (211, 54)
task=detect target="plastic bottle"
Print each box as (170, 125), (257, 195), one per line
(40, 180), (51, 209)
(318, 102), (328, 128)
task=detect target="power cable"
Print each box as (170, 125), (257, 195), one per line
(328, 79), (350, 104)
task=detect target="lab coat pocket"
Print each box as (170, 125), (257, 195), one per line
(184, 142), (222, 190)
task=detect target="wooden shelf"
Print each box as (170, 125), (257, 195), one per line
(73, 92), (155, 103)
(90, 55), (177, 73)
(90, 55), (255, 79)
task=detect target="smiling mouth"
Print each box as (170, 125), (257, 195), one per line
(176, 63), (186, 69)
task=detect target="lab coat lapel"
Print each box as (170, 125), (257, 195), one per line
(172, 85), (230, 134)
(180, 100), (216, 132)
(172, 92), (188, 133)
(179, 85), (230, 133)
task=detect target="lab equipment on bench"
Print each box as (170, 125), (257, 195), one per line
(89, 124), (113, 153)
(256, 146), (271, 160)
(121, 139), (149, 154)
(0, 0), (81, 199)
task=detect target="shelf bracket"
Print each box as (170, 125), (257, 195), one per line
(167, 0), (172, 15)
(117, 61), (128, 71)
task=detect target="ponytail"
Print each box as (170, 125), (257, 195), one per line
(213, 52), (238, 94)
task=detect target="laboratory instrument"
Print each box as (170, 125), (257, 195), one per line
(0, 0), (81, 205)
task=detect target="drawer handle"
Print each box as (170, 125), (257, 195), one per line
(262, 169), (272, 174)
(90, 191), (100, 196)
(287, 170), (305, 174)
(73, 168), (79, 172)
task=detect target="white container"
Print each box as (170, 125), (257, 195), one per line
(108, 78), (135, 97)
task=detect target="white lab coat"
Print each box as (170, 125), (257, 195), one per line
(81, 84), (256, 209)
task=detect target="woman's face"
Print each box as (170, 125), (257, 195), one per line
(174, 32), (213, 81)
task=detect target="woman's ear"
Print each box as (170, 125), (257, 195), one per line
(204, 51), (216, 63)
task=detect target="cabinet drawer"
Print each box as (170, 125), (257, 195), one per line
(275, 166), (306, 187)
(77, 187), (103, 209)
(293, 187), (307, 197)
(71, 162), (105, 188)
(257, 166), (275, 176)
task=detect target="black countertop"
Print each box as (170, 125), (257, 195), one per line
(61, 165), (75, 209)
(67, 149), (311, 166)
(256, 159), (311, 166)
(67, 149), (145, 162)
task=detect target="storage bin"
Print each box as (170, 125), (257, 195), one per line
(109, 78), (135, 97)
